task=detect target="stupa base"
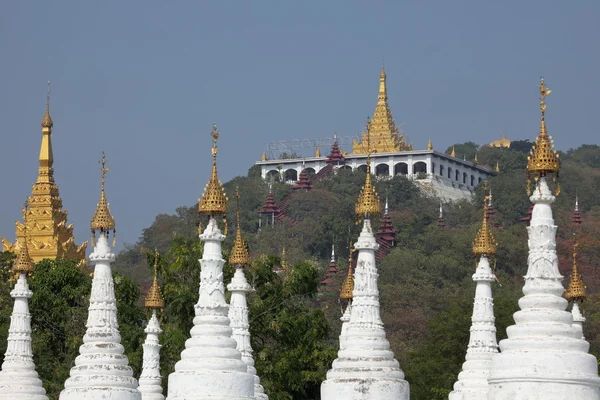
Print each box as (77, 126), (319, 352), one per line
(167, 370), (255, 400)
(60, 387), (141, 400)
(320, 377), (409, 400)
(488, 380), (600, 400)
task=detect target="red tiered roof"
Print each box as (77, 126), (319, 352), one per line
(291, 169), (312, 191)
(520, 203), (534, 225)
(326, 139), (345, 165)
(258, 192), (281, 216)
(573, 198), (582, 225)
(377, 212), (396, 245)
(320, 247), (338, 287)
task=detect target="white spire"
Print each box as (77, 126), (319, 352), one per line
(166, 217), (254, 399)
(0, 273), (48, 399)
(321, 219), (409, 400)
(228, 268), (268, 399)
(331, 243), (336, 263)
(139, 311), (164, 400)
(385, 193), (389, 215)
(439, 202), (443, 219)
(488, 178), (600, 399)
(60, 233), (141, 400)
(572, 302), (586, 340)
(449, 256), (498, 400)
(575, 193), (579, 212)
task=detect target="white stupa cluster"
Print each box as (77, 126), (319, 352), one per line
(1, 78), (600, 400)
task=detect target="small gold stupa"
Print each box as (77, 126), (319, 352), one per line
(145, 249), (165, 310)
(339, 244), (355, 303)
(2, 84), (87, 263)
(473, 188), (497, 258)
(199, 124), (228, 218)
(352, 67), (412, 154)
(565, 234), (586, 304)
(230, 187), (250, 266)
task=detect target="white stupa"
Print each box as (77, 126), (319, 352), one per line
(566, 196), (586, 340)
(60, 154), (140, 400)
(488, 78), (600, 400)
(449, 192), (498, 400)
(166, 125), (254, 400)
(0, 204), (48, 400)
(227, 188), (268, 400)
(138, 251), (165, 400)
(321, 156), (409, 400)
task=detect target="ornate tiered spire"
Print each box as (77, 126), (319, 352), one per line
(13, 202), (34, 275)
(565, 236), (586, 303)
(339, 245), (354, 304)
(352, 67), (411, 154)
(199, 124), (228, 216)
(377, 195), (396, 245)
(291, 169), (312, 190)
(257, 183), (281, 227)
(139, 250), (165, 400)
(60, 156), (139, 400)
(91, 152), (116, 246)
(320, 243), (338, 287)
(1, 84), (87, 263)
(573, 195), (582, 225)
(527, 77), (560, 195)
(326, 134), (346, 165)
(449, 197), (498, 400)
(230, 188), (250, 266)
(355, 149), (381, 219)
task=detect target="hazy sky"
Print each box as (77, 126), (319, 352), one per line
(1, 1), (599, 250)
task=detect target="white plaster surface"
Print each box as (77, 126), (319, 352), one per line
(488, 178), (600, 400)
(572, 302), (586, 340)
(0, 273), (49, 400)
(449, 256), (498, 400)
(228, 267), (268, 399)
(321, 219), (409, 400)
(166, 218), (255, 400)
(139, 310), (164, 400)
(60, 233), (140, 400)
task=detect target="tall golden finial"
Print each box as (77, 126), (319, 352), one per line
(145, 249), (165, 309)
(339, 243), (355, 301)
(355, 120), (381, 219)
(495, 161), (500, 173)
(199, 124), (228, 217)
(41, 81), (53, 129)
(427, 138), (433, 150)
(230, 187), (250, 266)
(261, 151), (267, 161)
(474, 153), (478, 165)
(527, 77), (560, 195)
(13, 199), (34, 274)
(315, 146), (321, 157)
(90, 152), (116, 246)
(473, 184), (498, 257)
(565, 233), (586, 303)
(450, 146), (456, 157)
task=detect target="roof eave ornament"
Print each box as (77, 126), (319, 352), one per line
(527, 77), (560, 196)
(199, 124), (229, 231)
(90, 152), (116, 247)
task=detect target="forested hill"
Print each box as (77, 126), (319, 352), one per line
(109, 141), (600, 399)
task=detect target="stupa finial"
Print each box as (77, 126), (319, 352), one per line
(90, 152), (116, 246)
(527, 77), (560, 195)
(13, 199), (34, 274)
(145, 249), (165, 310)
(199, 124), (228, 217)
(473, 184), (497, 257)
(41, 81), (53, 129)
(230, 187), (250, 266)
(339, 242), (354, 301)
(427, 138), (433, 150)
(451, 146), (456, 157)
(355, 121), (381, 219)
(565, 232), (586, 303)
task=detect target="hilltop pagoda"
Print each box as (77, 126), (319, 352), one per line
(1, 85), (86, 264)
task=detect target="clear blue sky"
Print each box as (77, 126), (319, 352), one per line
(1, 1), (599, 249)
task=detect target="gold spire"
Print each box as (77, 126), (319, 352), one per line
(450, 146), (456, 157)
(473, 187), (497, 257)
(339, 244), (354, 301)
(474, 153), (478, 165)
(145, 249), (165, 309)
(565, 234), (586, 302)
(12, 200), (34, 274)
(90, 152), (116, 244)
(199, 124), (228, 216)
(230, 187), (250, 266)
(261, 151), (267, 161)
(495, 161), (500, 173)
(281, 247), (288, 270)
(355, 157), (381, 219)
(41, 81), (53, 130)
(315, 146), (321, 157)
(527, 77), (560, 193)
(427, 138), (433, 150)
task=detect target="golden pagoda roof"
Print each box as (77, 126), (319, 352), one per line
(90, 153), (116, 233)
(199, 124), (228, 216)
(339, 245), (355, 300)
(565, 236), (586, 302)
(527, 77), (560, 177)
(473, 190), (497, 256)
(355, 155), (381, 218)
(13, 202), (34, 274)
(145, 249), (165, 309)
(230, 187), (250, 266)
(489, 135), (511, 148)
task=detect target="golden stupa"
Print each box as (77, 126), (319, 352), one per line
(352, 67), (412, 154)
(2, 85), (87, 263)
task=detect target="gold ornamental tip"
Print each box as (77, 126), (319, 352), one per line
(355, 157), (381, 218)
(145, 249), (165, 309)
(315, 146), (321, 157)
(565, 237), (586, 302)
(450, 146), (456, 157)
(427, 138), (433, 150)
(41, 81), (53, 129)
(527, 77), (560, 177)
(473, 191), (497, 257)
(339, 245), (355, 300)
(199, 124), (228, 216)
(90, 153), (116, 234)
(13, 203), (34, 274)
(230, 187), (250, 266)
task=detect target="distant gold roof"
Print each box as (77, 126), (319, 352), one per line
(230, 187), (250, 266)
(145, 249), (164, 309)
(199, 125), (228, 216)
(489, 135), (511, 148)
(352, 67), (412, 154)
